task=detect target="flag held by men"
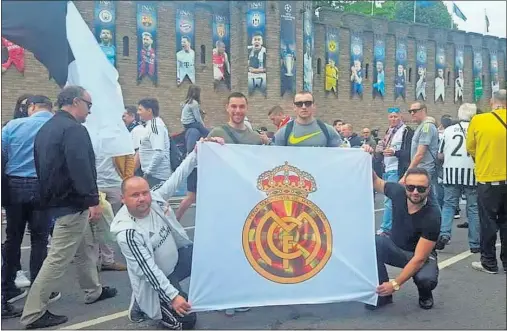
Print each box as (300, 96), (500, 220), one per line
(189, 143), (379, 311)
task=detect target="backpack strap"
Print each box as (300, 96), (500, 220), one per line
(283, 120), (295, 146)
(221, 125), (240, 144)
(316, 119), (331, 147)
(491, 112), (507, 129)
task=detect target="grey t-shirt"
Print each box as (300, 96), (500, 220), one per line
(274, 120), (342, 147)
(208, 125), (262, 145)
(411, 120), (439, 173)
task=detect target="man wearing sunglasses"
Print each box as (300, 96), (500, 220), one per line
(369, 167), (440, 311)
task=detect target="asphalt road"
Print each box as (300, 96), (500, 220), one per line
(2, 196), (506, 330)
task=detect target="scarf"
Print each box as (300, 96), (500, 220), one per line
(383, 121), (404, 147)
(127, 121), (139, 132)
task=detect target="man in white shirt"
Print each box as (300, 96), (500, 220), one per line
(123, 106), (148, 175)
(434, 68), (445, 102)
(176, 36), (195, 85)
(137, 98), (171, 188)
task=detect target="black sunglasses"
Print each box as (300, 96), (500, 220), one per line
(77, 98), (93, 110)
(405, 185), (428, 193)
(294, 100), (313, 108)
(408, 108), (423, 114)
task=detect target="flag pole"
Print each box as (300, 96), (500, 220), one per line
(484, 8), (487, 34)
(371, 1), (374, 16)
(450, 2), (454, 29)
(413, 1), (417, 23)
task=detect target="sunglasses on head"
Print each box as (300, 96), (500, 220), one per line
(408, 108), (423, 114)
(405, 185), (428, 193)
(294, 100), (313, 108)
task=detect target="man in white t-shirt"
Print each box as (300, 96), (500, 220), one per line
(137, 98), (171, 188)
(123, 106), (148, 175)
(176, 36), (195, 85)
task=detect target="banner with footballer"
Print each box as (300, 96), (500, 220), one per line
(212, 9), (231, 90)
(136, 2), (157, 85)
(176, 4), (196, 85)
(247, 1), (267, 96)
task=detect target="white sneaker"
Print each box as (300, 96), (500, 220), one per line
(15, 270), (31, 288)
(471, 261), (498, 274)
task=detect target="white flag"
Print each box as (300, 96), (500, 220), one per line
(189, 143), (379, 311)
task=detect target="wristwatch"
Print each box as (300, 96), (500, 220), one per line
(390, 280), (400, 291)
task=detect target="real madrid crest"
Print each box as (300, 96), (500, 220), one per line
(242, 162), (332, 284)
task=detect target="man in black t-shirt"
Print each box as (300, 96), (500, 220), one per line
(369, 168), (441, 310)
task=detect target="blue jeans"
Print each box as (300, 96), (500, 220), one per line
(380, 170), (399, 232)
(441, 185), (480, 249)
(435, 182), (444, 209)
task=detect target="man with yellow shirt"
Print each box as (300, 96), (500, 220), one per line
(466, 89), (507, 274)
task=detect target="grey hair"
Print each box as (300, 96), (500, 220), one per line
(56, 86), (86, 108)
(458, 103), (477, 121)
(492, 89), (507, 106)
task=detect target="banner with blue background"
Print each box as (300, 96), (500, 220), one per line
(247, 1), (267, 96)
(136, 2), (157, 85)
(94, 1), (116, 67)
(176, 4), (196, 86)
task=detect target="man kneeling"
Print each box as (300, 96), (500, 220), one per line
(369, 168), (441, 310)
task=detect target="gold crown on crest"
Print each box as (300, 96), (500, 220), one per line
(257, 162), (317, 197)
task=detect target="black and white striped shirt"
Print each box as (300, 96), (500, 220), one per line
(439, 122), (476, 186)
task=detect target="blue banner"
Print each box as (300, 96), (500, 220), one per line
(325, 26), (339, 96)
(176, 4), (196, 85)
(454, 45), (464, 103)
(435, 44), (446, 102)
(473, 50), (483, 101)
(490, 51), (499, 97)
(303, 2), (314, 92)
(372, 35), (385, 99)
(94, 1), (116, 67)
(350, 32), (363, 98)
(247, 1), (267, 96)
(280, 2), (296, 97)
(394, 38), (407, 101)
(136, 2), (157, 85)
(212, 9), (231, 90)
(415, 41), (427, 101)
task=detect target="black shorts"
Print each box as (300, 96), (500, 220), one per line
(187, 169), (197, 193)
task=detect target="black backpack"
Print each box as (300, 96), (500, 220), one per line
(169, 132), (185, 171)
(282, 119), (332, 147)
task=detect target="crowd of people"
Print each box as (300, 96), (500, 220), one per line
(1, 84), (505, 329)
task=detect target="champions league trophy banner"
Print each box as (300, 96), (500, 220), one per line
(394, 37), (407, 101)
(415, 41), (427, 101)
(247, 1), (267, 96)
(176, 4), (196, 86)
(372, 35), (385, 99)
(303, 1), (314, 92)
(136, 2), (157, 85)
(473, 49), (483, 102)
(325, 26), (339, 96)
(212, 9), (231, 90)
(434, 43), (446, 103)
(490, 50), (499, 97)
(280, 1), (296, 97)
(350, 32), (364, 99)
(94, 1), (116, 67)
(454, 45), (464, 104)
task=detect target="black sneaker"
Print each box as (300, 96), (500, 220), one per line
(470, 247), (480, 254)
(457, 222), (469, 228)
(49, 292), (62, 304)
(128, 299), (147, 323)
(435, 236), (450, 250)
(364, 295), (393, 310)
(418, 289), (434, 310)
(1, 301), (22, 319)
(5, 288), (27, 304)
(25, 311), (68, 329)
(86, 286), (117, 304)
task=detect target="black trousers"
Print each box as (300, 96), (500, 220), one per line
(1, 177), (51, 293)
(477, 183), (507, 271)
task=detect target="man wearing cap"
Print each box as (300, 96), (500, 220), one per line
(375, 107), (414, 235)
(1, 95), (56, 304)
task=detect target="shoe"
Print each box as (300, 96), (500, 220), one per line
(364, 295), (393, 310)
(224, 309), (235, 316)
(453, 213), (461, 219)
(470, 248), (480, 254)
(435, 236), (450, 250)
(15, 270), (31, 288)
(418, 290), (434, 310)
(101, 262), (127, 271)
(128, 299), (147, 323)
(25, 311), (68, 329)
(86, 286), (118, 304)
(1, 301), (22, 319)
(457, 222), (469, 228)
(49, 292), (62, 304)
(234, 307), (251, 312)
(5, 288), (27, 304)
(471, 261), (498, 274)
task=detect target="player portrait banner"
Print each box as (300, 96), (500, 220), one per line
(490, 50), (499, 97)
(94, 1), (116, 67)
(136, 2), (157, 85)
(302, 2), (314, 92)
(189, 143), (379, 311)
(415, 41), (427, 101)
(212, 9), (231, 90)
(473, 49), (483, 102)
(247, 1), (267, 96)
(280, 1), (296, 97)
(325, 26), (339, 96)
(372, 34), (385, 99)
(394, 37), (407, 101)
(176, 4), (196, 85)
(434, 43), (446, 103)
(454, 45), (464, 104)
(350, 31), (364, 99)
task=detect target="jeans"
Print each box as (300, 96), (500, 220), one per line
(435, 182), (444, 209)
(429, 171), (441, 212)
(380, 170), (399, 232)
(184, 123), (209, 154)
(1, 177), (51, 293)
(477, 184), (507, 271)
(440, 185), (480, 249)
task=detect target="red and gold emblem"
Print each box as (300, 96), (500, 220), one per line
(243, 162), (332, 284)
(216, 23), (226, 38)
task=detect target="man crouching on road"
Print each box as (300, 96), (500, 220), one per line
(110, 137), (224, 330)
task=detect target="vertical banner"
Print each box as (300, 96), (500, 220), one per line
(303, 2), (314, 92)
(394, 37), (407, 101)
(372, 35), (385, 99)
(434, 44), (446, 102)
(176, 5), (196, 85)
(415, 41), (427, 101)
(490, 51), (499, 97)
(280, 1), (296, 97)
(325, 26), (339, 96)
(136, 2), (157, 85)
(247, 1), (267, 96)
(1, 38), (25, 74)
(350, 32), (364, 98)
(454, 45), (464, 104)
(473, 49), (483, 101)
(94, 1), (116, 67)
(212, 9), (231, 90)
